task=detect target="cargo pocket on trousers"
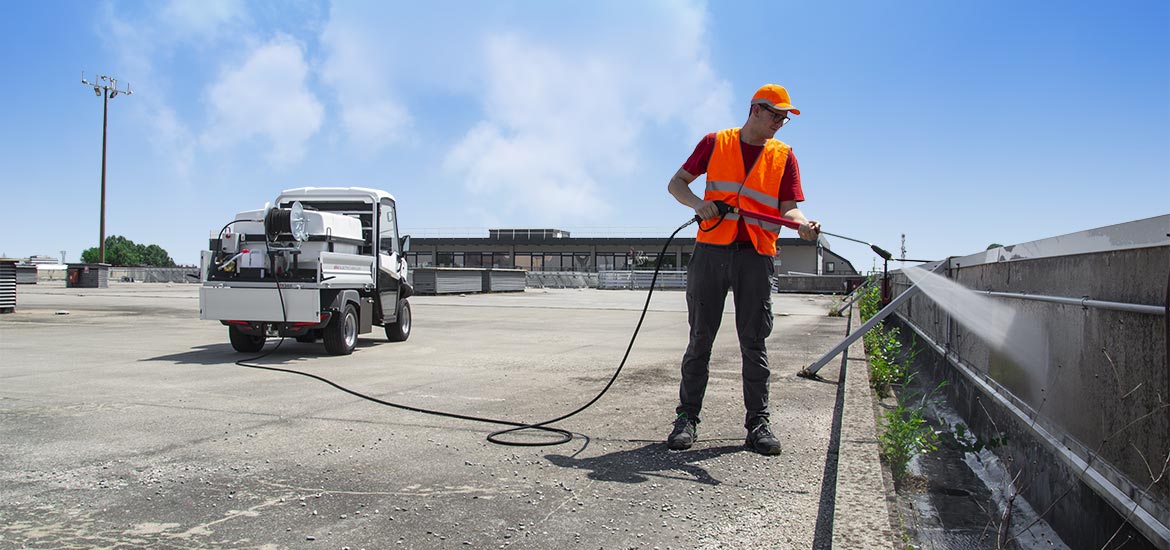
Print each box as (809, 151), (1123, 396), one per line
(759, 298), (774, 339)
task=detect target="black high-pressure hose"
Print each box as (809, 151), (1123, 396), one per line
(229, 215), (702, 447)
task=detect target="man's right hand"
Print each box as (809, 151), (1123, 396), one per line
(694, 200), (721, 220)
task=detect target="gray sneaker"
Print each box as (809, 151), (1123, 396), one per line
(746, 421), (782, 455)
(667, 413), (698, 450)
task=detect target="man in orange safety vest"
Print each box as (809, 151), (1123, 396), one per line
(665, 84), (820, 455)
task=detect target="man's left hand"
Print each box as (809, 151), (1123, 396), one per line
(798, 221), (820, 241)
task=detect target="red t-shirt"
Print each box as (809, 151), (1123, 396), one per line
(682, 133), (804, 241)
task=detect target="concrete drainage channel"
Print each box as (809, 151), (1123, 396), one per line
(891, 377), (1070, 550)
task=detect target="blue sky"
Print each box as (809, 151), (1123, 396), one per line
(1, 0), (1167, 268)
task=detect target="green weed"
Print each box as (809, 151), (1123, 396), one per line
(863, 324), (908, 396)
(858, 277), (882, 322)
(879, 379), (944, 480)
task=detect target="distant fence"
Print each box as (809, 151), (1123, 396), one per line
(109, 267), (199, 283)
(597, 270), (686, 290)
(34, 268), (66, 282)
(528, 271), (599, 289)
(33, 266), (199, 284)
(535, 271), (861, 292)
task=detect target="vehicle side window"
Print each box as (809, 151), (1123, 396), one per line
(379, 199), (400, 256)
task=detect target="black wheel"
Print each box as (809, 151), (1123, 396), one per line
(385, 299), (411, 342)
(228, 325), (266, 353)
(324, 304), (358, 355)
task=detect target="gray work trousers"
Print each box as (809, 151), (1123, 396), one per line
(676, 242), (775, 429)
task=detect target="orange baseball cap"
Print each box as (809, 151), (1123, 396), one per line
(751, 84), (800, 115)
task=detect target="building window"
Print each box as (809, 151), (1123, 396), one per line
(595, 253), (630, 271)
(633, 252), (657, 269)
(436, 252), (465, 267)
(406, 252), (433, 268)
(573, 253), (592, 271)
(514, 253), (544, 271)
(378, 198), (400, 256)
(826, 262), (835, 273)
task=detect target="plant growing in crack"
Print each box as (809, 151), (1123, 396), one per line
(878, 375), (945, 481)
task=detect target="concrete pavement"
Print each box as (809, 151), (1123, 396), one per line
(0, 283), (896, 549)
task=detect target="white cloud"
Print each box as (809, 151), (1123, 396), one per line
(160, 0), (249, 44)
(447, 121), (610, 220)
(99, 0), (250, 180)
(148, 105), (197, 177)
(440, 2), (735, 224)
(320, 7), (414, 151)
(202, 36), (324, 165)
(99, 0), (734, 221)
(441, 36), (629, 222)
(316, 2), (735, 224)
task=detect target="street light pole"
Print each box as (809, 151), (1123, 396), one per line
(80, 72), (132, 264)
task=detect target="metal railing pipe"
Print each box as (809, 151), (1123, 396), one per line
(800, 284), (922, 377)
(980, 291), (1166, 316)
(833, 281), (871, 316)
(800, 262), (946, 378)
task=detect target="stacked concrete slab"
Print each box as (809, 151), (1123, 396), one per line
(0, 259), (15, 313)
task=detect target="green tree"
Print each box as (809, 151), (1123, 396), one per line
(140, 244), (175, 267)
(80, 235), (174, 266)
(986, 243), (1004, 250)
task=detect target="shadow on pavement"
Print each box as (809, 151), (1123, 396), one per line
(545, 442), (744, 486)
(140, 339), (381, 366)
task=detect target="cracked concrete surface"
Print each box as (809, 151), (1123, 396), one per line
(1, 283), (897, 549)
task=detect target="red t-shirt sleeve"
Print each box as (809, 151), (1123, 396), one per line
(681, 133), (716, 176)
(781, 152), (804, 202)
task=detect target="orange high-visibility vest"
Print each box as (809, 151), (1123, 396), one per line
(696, 127), (791, 256)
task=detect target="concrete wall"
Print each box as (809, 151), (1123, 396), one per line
(34, 267), (199, 284)
(774, 274), (863, 294)
(110, 267), (200, 283)
(887, 216), (1169, 548)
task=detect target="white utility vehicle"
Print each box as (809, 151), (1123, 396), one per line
(199, 187), (412, 355)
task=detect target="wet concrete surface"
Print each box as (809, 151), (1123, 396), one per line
(0, 283), (897, 549)
(892, 382), (1071, 550)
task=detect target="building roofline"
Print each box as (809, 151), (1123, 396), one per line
(409, 236), (821, 247)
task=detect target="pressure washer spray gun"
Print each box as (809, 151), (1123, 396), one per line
(701, 200), (894, 261)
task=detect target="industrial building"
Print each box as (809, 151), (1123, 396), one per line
(406, 228), (859, 275)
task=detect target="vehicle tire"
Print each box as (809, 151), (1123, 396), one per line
(385, 299), (411, 342)
(324, 304), (358, 355)
(229, 325), (266, 353)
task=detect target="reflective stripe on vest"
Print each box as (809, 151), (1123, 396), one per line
(696, 128), (791, 255)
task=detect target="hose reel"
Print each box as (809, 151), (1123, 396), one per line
(264, 201), (308, 242)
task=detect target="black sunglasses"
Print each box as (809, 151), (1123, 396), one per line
(757, 105), (790, 126)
